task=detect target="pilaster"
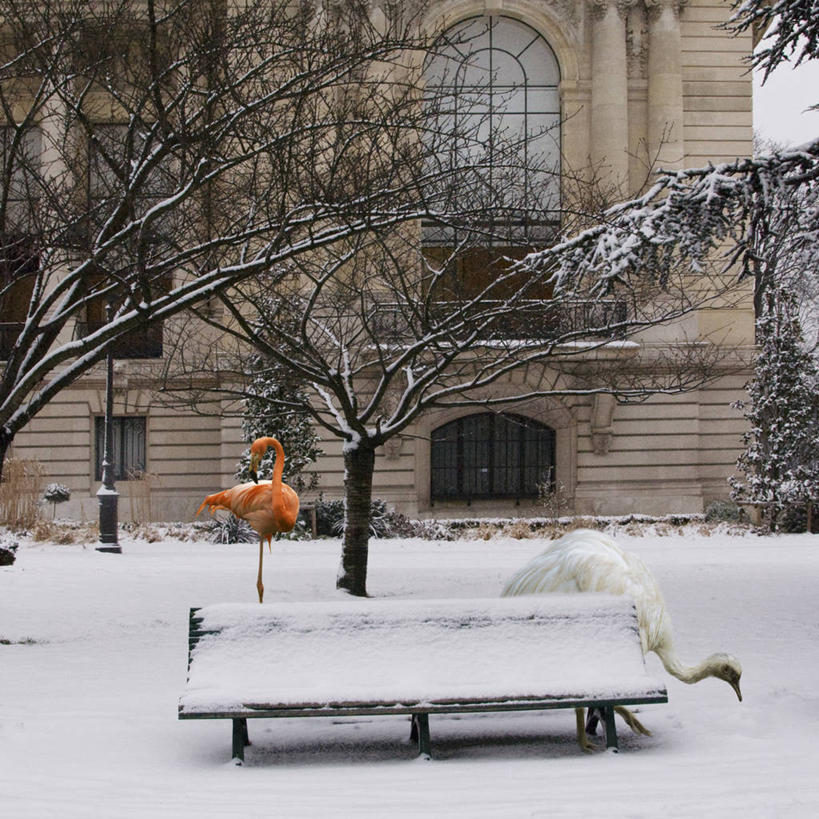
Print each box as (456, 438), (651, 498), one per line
(645, 0), (685, 170)
(589, 0), (632, 189)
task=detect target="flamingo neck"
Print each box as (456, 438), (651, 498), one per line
(261, 438), (286, 523)
(260, 437), (284, 489)
(262, 437), (285, 485)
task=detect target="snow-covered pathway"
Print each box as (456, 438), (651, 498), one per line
(1, 531), (818, 818)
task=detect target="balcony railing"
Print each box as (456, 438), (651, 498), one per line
(75, 321), (163, 358)
(369, 299), (628, 343)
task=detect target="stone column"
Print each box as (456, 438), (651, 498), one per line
(590, 0), (631, 189)
(646, 0), (685, 170)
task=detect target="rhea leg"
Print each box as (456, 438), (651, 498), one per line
(614, 705), (651, 736)
(256, 539), (264, 603)
(575, 708), (600, 753)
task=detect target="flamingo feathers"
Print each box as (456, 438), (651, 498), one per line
(196, 436), (299, 602)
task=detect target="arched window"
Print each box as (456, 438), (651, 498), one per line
(423, 16), (561, 298)
(431, 413), (556, 501)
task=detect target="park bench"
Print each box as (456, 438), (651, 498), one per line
(178, 596), (667, 763)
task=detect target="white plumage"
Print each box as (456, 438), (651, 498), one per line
(502, 529), (742, 750)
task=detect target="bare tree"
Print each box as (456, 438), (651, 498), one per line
(161, 209), (746, 596)
(158, 11), (758, 597)
(0, 0), (488, 477)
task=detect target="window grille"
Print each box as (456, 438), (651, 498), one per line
(94, 416), (147, 481)
(422, 16), (561, 302)
(431, 412), (555, 501)
(423, 16), (562, 244)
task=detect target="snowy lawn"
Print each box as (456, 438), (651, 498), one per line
(1, 528), (818, 818)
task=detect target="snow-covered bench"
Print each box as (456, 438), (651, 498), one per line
(178, 596), (667, 763)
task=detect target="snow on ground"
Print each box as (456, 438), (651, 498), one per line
(1, 528), (818, 818)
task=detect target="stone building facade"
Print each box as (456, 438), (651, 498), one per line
(8, 0), (755, 522)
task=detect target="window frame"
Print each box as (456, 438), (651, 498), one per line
(94, 415), (147, 482)
(430, 412), (556, 502)
(422, 15), (562, 249)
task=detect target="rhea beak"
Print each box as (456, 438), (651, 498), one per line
(731, 681), (742, 702)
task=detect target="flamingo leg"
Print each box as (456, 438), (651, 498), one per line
(256, 539), (265, 603)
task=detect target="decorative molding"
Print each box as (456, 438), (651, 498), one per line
(588, 0), (638, 22)
(626, 3), (647, 78)
(587, 0), (610, 22)
(382, 436), (403, 461)
(545, 0), (580, 26)
(644, 0), (686, 22)
(616, 0), (639, 17)
(590, 393), (615, 455)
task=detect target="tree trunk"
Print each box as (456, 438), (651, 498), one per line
(0, 430), (10, 485)
(336, 442), (376, 597)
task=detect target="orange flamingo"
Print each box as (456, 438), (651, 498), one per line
(197, 436), (299, 603)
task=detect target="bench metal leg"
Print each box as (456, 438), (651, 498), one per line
(410, 713), (431, 758)
(602, 706), (619, 753)
(232, 718), (248, 764)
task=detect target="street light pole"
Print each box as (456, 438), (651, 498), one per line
(97, 301), (120, 553)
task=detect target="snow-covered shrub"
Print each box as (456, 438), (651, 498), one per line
(314, 499), (346, 537)
(313, 497), (413, 538)
(205, 516), (257, 544)
(43, 483), (71, 518)
(0, 534), (18, 565)
(43, 483), (71, 504)
(777, 505), (819, 534)
(279, 518), (311, 541)
(367, 499), (392, 538)
(705, 500), (745, 524)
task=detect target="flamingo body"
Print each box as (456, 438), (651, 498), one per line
(197, 437), (299, 602)
(197, 480), (299, 542)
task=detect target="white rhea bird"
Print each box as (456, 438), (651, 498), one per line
(501, 528), (742, 751)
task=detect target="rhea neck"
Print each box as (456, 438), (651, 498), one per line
(654, 646), (718, 684)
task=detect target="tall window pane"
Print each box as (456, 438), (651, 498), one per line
(422, 16), (561, 305)
(423, 16), (561, 240)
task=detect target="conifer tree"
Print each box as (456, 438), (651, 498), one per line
(235, 355), (321, 493)
(731, 287), (819, 529)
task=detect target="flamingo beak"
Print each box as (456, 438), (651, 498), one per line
(249, 452), (260, 484)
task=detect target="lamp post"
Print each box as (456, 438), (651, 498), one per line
(97, 302), (120, 553)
